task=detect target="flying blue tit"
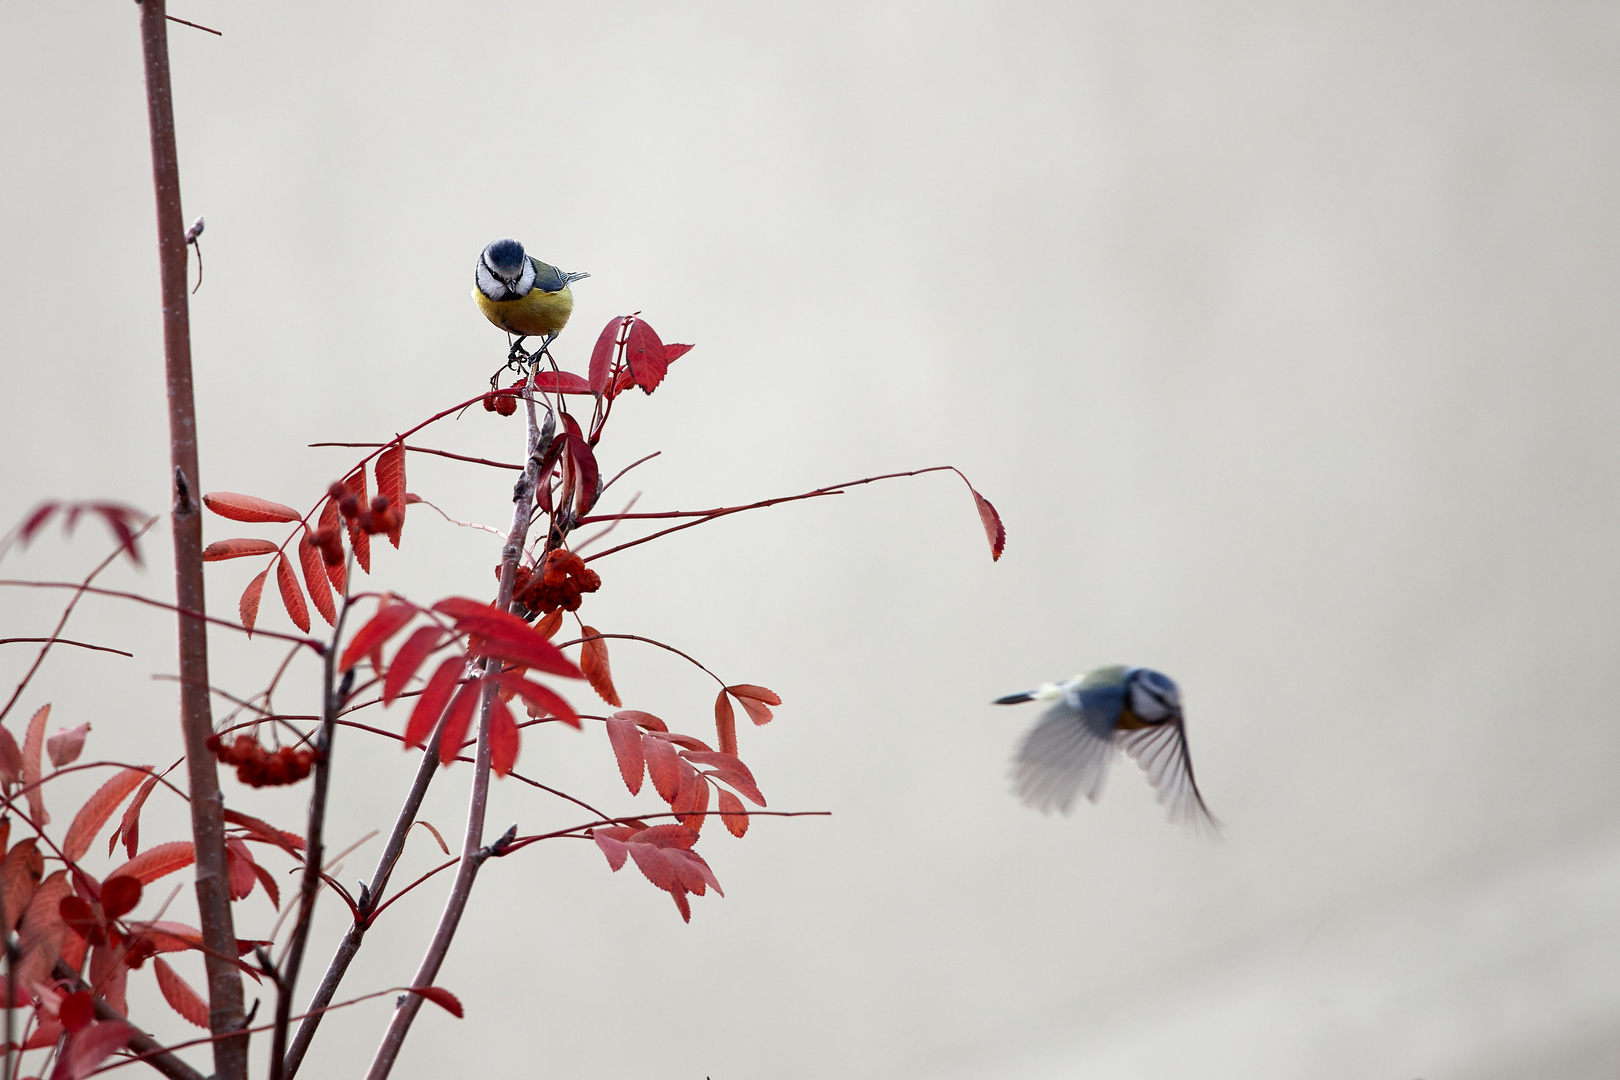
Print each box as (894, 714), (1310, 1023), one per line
(995, 665), (1218, 833)
(473, 238), (590, 351)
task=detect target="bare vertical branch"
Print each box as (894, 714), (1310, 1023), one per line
(363, 387), (550, 1080)
(136, 2), (247, 1077)
(268, 599), (352, 1080)
(282, 718), (446, 1078)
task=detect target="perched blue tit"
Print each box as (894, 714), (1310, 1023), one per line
(473, 238), (590, 348)
(995, 665), (1218, 833)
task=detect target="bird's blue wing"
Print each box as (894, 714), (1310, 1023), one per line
(1118, 720), (1220, 836)
(1010, 697), (1118, 814)
(530, 259), (588, 293)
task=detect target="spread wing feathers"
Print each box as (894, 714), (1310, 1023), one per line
(1118, 720), (1220, 836)
(1011, 700), (1118, 815)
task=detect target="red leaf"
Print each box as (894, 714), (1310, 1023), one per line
(493, 673), (580, 728)
(111, 841), (195, 885)
(488, 694), (519, 777)
(15, 870), (71, 988)
(275, 552), (311, 633)
(240, 568), (268, 637)
(566, 434), (600, 517)
(90, 503), (143, 564)
(613, 709), (667, 732)
(62, 766), (147, 861)
(0, 724), (21, 784)
(2, 839), (44, 932)
(125, 920), (203, 953)
(718, 790), (749, 838)
(101, 875), (142, 920)
(153, 957), (209, 1029)
(408, 985), (464, 1018)
(663, 342), (694, 363)
(343, 469), (371, 574)
(114, 774), (161, 858)
(339, 600), (418, 673)
(627, 842), (678, 892)
(53, 1019), (136, 1079)
(578, 626), (620, 706)
(432, 598), (582, 679)
(22, 703), (49, 825)
(624, 318), (669, 394)
(529, 370), (593, 394)
(383, 626), (445, 705)
(682, 750), (766, 806)
(405, 658), (465, 749)
(604, 718), (645, 795)
(675, 760), (710, 832)
(298, 532), (337, 626)
(19, 501), (59, 543)
(970, 485), (1006, 561)
(437, 681), (481, 766)
(248, 858), (280, 909)
(59, 894), (101, 943)
(727, 684), (780, 726)
(643, 729), (712, 752)
(713, 690), (737, 756)
(223, 808), (306, 854)
(533, 608), (563, 640)
(203, 538), (280, 561)
(202, 492), (301, 524)
(89, 939), (130, 1015)
(225, 839), (256, 901)
(592, 827), (633, 871)
(642, 735), (682, 805)
(376, 439), (407, 548)
(589, 316), (629, 395)
(46, 721), (90, 768)
(59, 990), (94, 1034)
(320, 497), (346, 594)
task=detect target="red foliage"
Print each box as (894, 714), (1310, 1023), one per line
(202, 492), (301, 523)
(579, 626), (620, 706)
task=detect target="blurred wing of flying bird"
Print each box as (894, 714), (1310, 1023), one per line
(995, 665), (1218, 835)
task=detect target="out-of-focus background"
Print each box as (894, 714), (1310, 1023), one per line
(4, 3), (1620, 1077)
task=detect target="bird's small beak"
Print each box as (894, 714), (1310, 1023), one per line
(992, 690), (1037, 705)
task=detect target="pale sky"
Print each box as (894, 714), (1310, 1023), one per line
(3, 3), (1620, 1078)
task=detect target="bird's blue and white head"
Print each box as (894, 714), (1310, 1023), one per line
(1124, 667), (1181, 724)
(477, 238), (536, 300)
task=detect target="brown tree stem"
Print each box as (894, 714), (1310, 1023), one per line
(281, 708), (448, 1078)
(363, 388), (549, 1080)
(268, 598), (352, 1080)
(137, 2), (246, 1077)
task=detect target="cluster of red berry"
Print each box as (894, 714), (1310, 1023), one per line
(510, 548), (602, 614)
(482, 388), (520, 416)
(206, 732), (319, 787)
(325, 480), (399, 538)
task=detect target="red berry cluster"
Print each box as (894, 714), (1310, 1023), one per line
(510, 548), (602, 614)
(206, 733), (319, 787)
(327, 481), (399, 536)
(482, 387), (519, 416)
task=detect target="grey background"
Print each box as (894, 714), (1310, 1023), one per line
(3, 2), (1620, 1077)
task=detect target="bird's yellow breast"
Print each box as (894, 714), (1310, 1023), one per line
(473, 283), (575, 338)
